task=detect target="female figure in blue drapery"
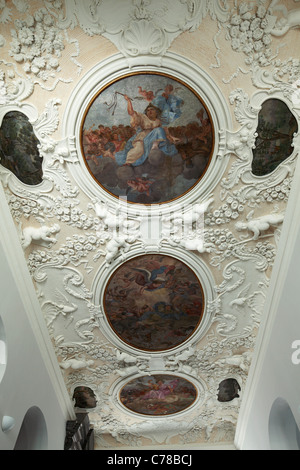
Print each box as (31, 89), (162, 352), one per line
(114, 91), (182, 167)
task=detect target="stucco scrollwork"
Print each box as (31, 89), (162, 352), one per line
(212, 259), (268, 338)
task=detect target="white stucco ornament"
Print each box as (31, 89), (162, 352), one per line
(235, 211), (285, 240)
(21, 223), (60, 249)
(59, 0), (229, 58)
(59, 357), (95, 370)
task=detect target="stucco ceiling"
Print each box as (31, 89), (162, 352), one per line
(0, 0), (299, 450)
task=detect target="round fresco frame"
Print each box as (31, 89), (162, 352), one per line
(102, 253), (205, 352)
(63, 52), (232, 217)
(92, 245), (216, 355)
(80, 71), (215, 206)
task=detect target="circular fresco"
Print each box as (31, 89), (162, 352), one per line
(81, 72), (214, 204)
(120, 374), (198, 416)
(103, 254), (204, 351)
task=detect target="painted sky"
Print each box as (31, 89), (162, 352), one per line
(83, 74), (208, 130)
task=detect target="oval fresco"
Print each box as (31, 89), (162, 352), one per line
(81, 72), (214, 204)
(120, 374), (198, 416)
(103, 254), (204, 351)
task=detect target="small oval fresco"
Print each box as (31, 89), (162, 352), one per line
(103, 254), (204, 351)
(81, 72), (214, 205)
(0, 111), (43, 185)
(252, 99), (298, 176)
(120, 374), (198, 416)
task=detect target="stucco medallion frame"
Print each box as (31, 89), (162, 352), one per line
(92, 245), (216, 357)
(222, 88), (300, 200)
(79, 70), (215, 206)
(0, 99), (76, 203)
(110, 370), (206, 420)
(102, 252), (205, 352)
(63, 52), (232, 218)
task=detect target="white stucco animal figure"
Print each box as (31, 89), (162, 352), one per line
(105, 236), (132, 264)
(115, 365), (139, 376)
(215, 351), (252, 373)
(115, 349), (143, 364)
(167, 346), (195, 366)
(89, 201), (123, 230)
(164, 197), (214, 234)
(175, 197), (214, 226)
(181, 237), (214, 253)
(235, 211), (284, 240)
(21, 223), (60, 249)
(170, 236), (214, 254)
(59, 358), (94, 370)
(229, 284), (251, 307)
(162, 197), (214, 238)
(269, 1), (300, 36)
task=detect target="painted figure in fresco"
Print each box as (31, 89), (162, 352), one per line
(82, 74), (214, 204)
(143, 378), (179, 400)
(151, 84), (184, 125)
(120, 374), (197, 416)
(114, 94), (179, 167)
(132, 261), (175, 292)
(104, 255), (204, 351)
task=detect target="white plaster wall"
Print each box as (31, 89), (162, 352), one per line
(0, 185), (75, 450)
(235, 157), (300, 450)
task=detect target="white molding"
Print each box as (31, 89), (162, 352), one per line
(110, 371), (206, 420)
(234, 136), (300, 450)
(92, 244), (216, 357)
(62, 52), (232, 217)
(0, 182), (76, 420)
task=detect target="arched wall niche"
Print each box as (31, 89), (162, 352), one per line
(62, 52), (232, 218)
(269, 397), (300, 451)
(13, 406), (48, 451)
